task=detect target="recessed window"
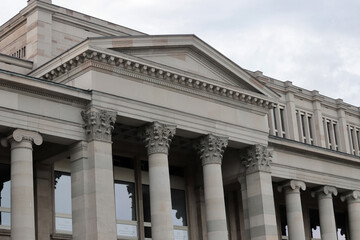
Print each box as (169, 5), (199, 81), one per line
(54, 171), (72, 233)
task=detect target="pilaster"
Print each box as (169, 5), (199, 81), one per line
(336, 99), (351, 153)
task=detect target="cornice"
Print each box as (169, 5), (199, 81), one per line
(40, 50), (275, 110)
(0, 70), (91, 106)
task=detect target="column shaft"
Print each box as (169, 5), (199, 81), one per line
(11, 140), (36, 240)
(285, 191), (306, 240)
(312, 186), (338, 240)
(143, 121), (176, 240)
(242, 145), (278, 240)
(278, 180), (306, 240)
(348, 200), (360, 240)
(1, 129), (43, 240)
(203, 163), (228, 240)
(148, 153), (174, 240)
(340, 191), (360, 240)
(71, 141), (117, 240)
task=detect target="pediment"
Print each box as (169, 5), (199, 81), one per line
(114, 47), (251, 89)
(86, 35), (278, 98)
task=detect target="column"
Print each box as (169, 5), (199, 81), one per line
(70, 109), (117, 240)
(241, 144), (278, 240)
(1, 129), (43, 240)
(196, 134), (229, 240)
(143, 121), (176, 240)
(311, 186), (338, 240)
(340, 190), (360, 240)
(278, 180), (306, 240)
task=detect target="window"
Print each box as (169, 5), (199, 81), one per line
(323, 118), (338, 150)
(279, 205), (288, 239)
(270, 105), (286, 138)
(296, 110), (313, 145)
(54, 171), (72, 233)
(0, 164), (11, 230)
(347, 125), (360, 156)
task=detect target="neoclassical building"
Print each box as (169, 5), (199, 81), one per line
(0, 1), (359, 240)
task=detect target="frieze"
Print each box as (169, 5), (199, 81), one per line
(241, 144), (272, 173)
(81, 109), (116, 142)
(41, 50), (274, 110)
(195, 134), (228, 166)
(142, 121), (176, 155)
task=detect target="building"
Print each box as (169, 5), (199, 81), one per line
(0, 0), (359, 240)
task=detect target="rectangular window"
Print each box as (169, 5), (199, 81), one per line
(333, 122), (338, 150)
(273, 107), (278, 136)
(350, 128), (355, 155)
(54, 171), (72, 233)
(0, 164), (11, 230)
(301, 113), (306, 143)
(115, 181), (137, 238)
(279, 108), (286, 138)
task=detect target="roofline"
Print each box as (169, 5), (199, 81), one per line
(0, 68), (91, 94)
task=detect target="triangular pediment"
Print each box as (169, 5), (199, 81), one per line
(114, 47), (250, 89)
(86, 35), (278, 98)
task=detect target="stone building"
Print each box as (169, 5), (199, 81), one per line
(0, 1), (359, 240)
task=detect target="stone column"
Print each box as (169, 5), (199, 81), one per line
(1, 129), (43, 240)
(241, 144), (278, 240)
(196, 134), (229, 240)
(311, 186), (338, 240)
(143, 121), (176, 240)
(278, 180), (306, 240)
(340, 190), (360, 240)
(70, 109), (117, 240)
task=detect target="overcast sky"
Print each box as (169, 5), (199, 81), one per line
(1, 0), (359, 106)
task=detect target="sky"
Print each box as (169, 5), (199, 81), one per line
(1, 0), (359, 106)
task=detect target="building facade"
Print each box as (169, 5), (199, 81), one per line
(0, 1), (360, 240)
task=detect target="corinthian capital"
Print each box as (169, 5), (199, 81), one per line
(81, 109), (116, 142)
(241, 144), (272, 173)
(195, 134), (228, 166)
(1, 129), (43, 148)
(143, 121), (176, 155)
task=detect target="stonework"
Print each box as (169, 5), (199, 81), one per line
(81, 109), (116, 142)
(143, 121), (176, 155)
(195, 134), (228, 166)
(0, 1), (360, 240)
(241, 144), (272, 173)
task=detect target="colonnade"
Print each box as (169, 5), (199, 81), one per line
(1, 110), (360, 240)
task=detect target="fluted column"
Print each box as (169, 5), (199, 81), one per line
(278, 180), (306, 240)
(241, 144), (278, 239)
(143, 121), (176, 240)
(311, 186), (338, 240)
(71, 109), (117, 240)
(1, 129), (43, 240)
(341, 190), (360, 240)
(196, 134), (229, 240)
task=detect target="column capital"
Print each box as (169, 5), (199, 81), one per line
(195, 134), (228, 166)
(1, 129), (43, 148)
(81, 108), (116, 142)
(311, 186), (338, 199)
(340, 190), (360, 203)
(143, 121), (176, 155)
(241, 144), (272, 173)
(278, 180), (306, 193)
